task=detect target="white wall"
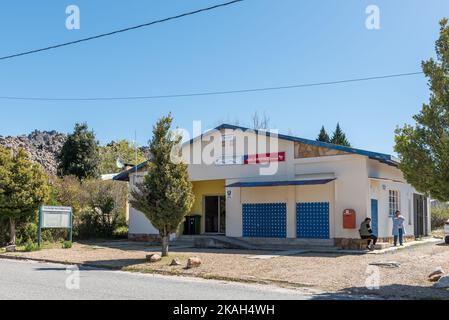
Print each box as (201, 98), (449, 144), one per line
(367, 159), (426, 238)
(293, 155), (369, 239)
(128, 207), (159, 235)
(127, 172), (159, 236)
(226, 182), (336, 239)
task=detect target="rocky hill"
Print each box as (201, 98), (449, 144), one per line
(0, 130), (67, 175)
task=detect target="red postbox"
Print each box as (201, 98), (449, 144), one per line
(343, 209), (356, 229)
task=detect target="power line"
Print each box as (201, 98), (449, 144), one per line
(0, 0), (244, 61)
(0, 71), (424, 102)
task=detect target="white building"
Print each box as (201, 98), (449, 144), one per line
(114, 124), (431, 247)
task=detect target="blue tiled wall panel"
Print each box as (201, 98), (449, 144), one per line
(296, 202), (330, 239)
(242, 203), (287, 238)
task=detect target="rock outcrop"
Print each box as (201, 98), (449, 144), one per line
(0, 130), (67, 175)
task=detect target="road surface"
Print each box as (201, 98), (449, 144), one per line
(0, 258), (332, 300)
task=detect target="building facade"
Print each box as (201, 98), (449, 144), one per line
(114, 124), (431, 245)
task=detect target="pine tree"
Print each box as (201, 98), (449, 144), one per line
(57, 123), (100, 180)
(130, 114), (194, 256)
(331, 123), (351, 147)
(317, 126), (331, 143)
(0, 147), (49, 245)
(395, 19), (449, 201)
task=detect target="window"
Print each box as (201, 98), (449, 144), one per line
(389, 190), (400, 217)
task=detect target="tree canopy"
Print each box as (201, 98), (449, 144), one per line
(317, 126), (331, 143)
(0, 147), (49, 245)
(395, 19), (449, 201)
(130, 114), (194, 256)
(99, 140), (146, 174)
(58, 123), (100, 180)
(330, 123), (351, 147)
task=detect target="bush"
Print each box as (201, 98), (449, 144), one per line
(24, 240), (41, 252)
(431, 207), (449, 230)
(62, 241), (72, 249)
(113, 226), (129, 239)
(16, 223), (38, 245)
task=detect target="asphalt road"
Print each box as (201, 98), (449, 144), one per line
(0, 258), (329, 300)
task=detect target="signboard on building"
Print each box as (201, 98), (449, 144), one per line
(215, 155), (244, 166)
(38, 206), (73, 245)
(243, 152), (286, 164)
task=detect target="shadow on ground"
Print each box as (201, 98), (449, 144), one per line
(76, 239), (373, 258)
(311, 283), (449, 300)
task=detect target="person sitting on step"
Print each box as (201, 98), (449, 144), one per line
(359, 217), (378, 251)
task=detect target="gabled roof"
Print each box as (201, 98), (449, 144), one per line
(198, 124), (399, 166)
(113, 123), (399, 182)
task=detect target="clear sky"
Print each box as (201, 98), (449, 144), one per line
(0, 0), (448, 154)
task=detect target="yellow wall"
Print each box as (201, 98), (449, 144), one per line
(189, 180), (226, 215)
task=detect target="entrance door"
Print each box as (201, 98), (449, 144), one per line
(205, 196), (226, 234)
(371, 199), (378, 237)
(414, 194), (428, 237)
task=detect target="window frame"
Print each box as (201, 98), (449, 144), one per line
(388, 190), (401, 217)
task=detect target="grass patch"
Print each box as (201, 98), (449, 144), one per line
(23, 241), (41, 252)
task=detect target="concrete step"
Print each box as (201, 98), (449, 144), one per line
(194, 236), (260, 250)
(373, 242), (391, 250)
(193, 236), (336, 251)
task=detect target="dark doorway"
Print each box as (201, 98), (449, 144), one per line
(414, 194), (428, 237)
(204, 196), (226, 234)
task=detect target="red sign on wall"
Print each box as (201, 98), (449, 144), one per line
(244, 152), (286, 164)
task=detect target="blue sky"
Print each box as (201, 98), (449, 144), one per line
(0, 0), (448, 154)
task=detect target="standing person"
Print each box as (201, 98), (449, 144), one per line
(392, 210), (406, 246)
(359, 218), (377, 250)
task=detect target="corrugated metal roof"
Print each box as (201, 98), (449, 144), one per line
(226, 178), (336, 188)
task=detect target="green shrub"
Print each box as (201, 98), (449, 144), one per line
(24, 241), (41, 252)
(16, 223), (38, 245)
(112, 226), (129, 239)
(62, 241), (73, 249)
(431, 207), (449, 230)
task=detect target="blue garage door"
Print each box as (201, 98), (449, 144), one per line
(242, 203), (287, 238)
(296, 202), (330, 239)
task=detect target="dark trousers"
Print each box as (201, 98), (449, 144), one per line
(394, 228), (404, 246)
(361, 235), (377, 246)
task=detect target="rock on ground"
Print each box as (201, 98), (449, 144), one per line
(170, 258), (181, 266)
(428, 267), (445, 282)
(187, 257), (202, 269)
(146, 254), (161, 263)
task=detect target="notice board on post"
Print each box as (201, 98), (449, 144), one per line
(38, 206), (73, 245)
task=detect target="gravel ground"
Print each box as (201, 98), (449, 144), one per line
(2, 240), (449, 300)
